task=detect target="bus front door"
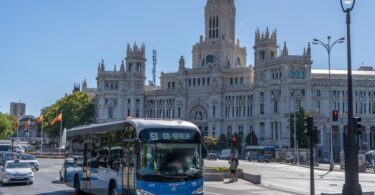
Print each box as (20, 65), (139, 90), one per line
(122, 142), (136, 195)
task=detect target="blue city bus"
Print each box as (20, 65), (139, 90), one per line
(245, 146), (275, 162)
(64, 119), (205, 195)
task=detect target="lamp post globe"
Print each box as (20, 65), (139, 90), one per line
(341, 0), (355, 12)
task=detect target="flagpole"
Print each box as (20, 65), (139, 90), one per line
(59, 112), (62, 158)
(40, 120), (43, 157)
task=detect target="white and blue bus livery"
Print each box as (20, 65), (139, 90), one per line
(64, 119), (205, 195)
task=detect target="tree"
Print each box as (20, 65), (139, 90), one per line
(217, 134), (228, 151)
(0, 113), (17, 140)
(289, 107), (309, 149)
(204, 136), (219, 151)
(245, 131), (259, 146)
(42, 92), (95, 138)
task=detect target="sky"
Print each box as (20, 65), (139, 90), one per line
(0, 0), (374, 116)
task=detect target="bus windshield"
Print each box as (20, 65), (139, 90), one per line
(138, 143), (202, 182)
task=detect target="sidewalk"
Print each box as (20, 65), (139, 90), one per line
(204, 179), (294, 195)
(281, 162), (375, 174)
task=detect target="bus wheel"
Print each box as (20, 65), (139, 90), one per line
(108, 181), (117, 195)
(74, 175), (82, 195)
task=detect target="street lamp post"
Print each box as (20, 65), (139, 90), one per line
(313, 36), (345, 171)
(340, 0), (362, 194)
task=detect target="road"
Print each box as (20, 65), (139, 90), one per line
(205, 160), (375, 195)
(0, 159), (264, 195)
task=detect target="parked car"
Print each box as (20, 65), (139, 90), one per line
(0, 160), (34, 185)
(0, 142), (12, 157)
(1, 152), (14, 165)
(13, 146), (25, 155)
(59, 159), (79, 182)
(19, 154), (39, 171)
(285, 154), (294, 163)
(207, 153), (218, 160)
(219, 149), (231, 160)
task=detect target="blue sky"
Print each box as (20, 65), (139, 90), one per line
(0, 0), (374, 116)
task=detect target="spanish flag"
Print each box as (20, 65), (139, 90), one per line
(24, 119), (31, 131)
(36, 114), (44, 124)
(51, 113), (62, 125)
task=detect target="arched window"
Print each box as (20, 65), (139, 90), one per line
(194, 112), (203, 120)
(236, 57), (241, 66)
(206, 55), (215, 64)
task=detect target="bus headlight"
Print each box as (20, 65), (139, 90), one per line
(192, 187), (204, 194)
(136, 188), (155, 195)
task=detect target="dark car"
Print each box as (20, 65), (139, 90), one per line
(1, 152), (14, 165)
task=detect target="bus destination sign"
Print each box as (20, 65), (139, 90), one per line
(149, 132), (191, 141)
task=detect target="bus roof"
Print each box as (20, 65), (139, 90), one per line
(245, 146), (275, 150)
(67, 119), (200, 136)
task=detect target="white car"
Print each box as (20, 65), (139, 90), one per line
(0, 160), (34, 185)
(13, 147), (25, 155)
(19, 154), (39, 171)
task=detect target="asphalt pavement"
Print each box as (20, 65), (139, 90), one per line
(0, 159), (264, 195)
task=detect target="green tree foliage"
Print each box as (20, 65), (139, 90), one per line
(245, 131), (259, 146)
(289, 107), (309, 149)
(41, 92), (95, 138)
(217, 134), (228, 151)
(0, 113), (17, 139)
(204, 136), (219, 151)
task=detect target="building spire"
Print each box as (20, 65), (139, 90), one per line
(282, 42), (288, 56)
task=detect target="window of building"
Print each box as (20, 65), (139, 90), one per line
(273, 101), (278, 113)
(136, 99), (140, 117)
(193, 78), (196, 86)
(108, 107), (113, 119)
(260, 123), (265, 141)
(213, 106), (216, 117)
(207, 77), (210, 85)
(316, 90), (321, 97)
(260, 103), (264, 115)
(206, 55), (214, 64)
(189, 79), (191, 86)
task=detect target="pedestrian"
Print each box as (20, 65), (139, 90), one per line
(229, 157), (238, 182)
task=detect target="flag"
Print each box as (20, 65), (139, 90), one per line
(15, 119), (19, 129)
(24, 119), (30, 131)
(36, 114), (44, 124)
(51, 113), (62, 125)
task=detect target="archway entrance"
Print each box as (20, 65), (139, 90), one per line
(189, 105), (208, 136)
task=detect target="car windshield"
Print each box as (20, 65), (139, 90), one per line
(4, 153), (13, 157)
(138, 143), (202, 182)
(0, 145), (11, 151)
(6, 162), (30, 169)
(21, 155), (36, 160)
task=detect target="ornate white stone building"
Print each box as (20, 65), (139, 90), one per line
(84, 0), (375, 161)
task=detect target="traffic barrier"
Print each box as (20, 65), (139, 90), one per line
(242, 173), (261, 185)
(203, 173), (224, 182)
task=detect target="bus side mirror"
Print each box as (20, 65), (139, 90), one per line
(202, 144), (208, 159)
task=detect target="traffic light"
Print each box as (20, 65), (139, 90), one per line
(353, 116), (362, 135)
(232, 136), (237, 144)
(304, 117), (314, 135)
(312, 126), (319, 144)
(332, 110), (338, 122)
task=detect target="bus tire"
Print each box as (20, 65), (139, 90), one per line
(74, 174), (82, 195)
(108, 180), (117, 195)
